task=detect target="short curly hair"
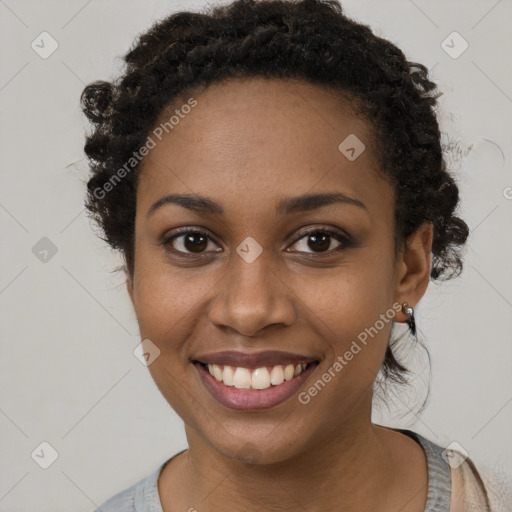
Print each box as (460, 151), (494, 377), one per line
(80, 0), (469, 385)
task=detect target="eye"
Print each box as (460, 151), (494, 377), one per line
(288, 227), (350, 255)
(163, 228), (220, 255)
(162, 226), (351, 257)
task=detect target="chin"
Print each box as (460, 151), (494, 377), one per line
(191, 415), (317, 466)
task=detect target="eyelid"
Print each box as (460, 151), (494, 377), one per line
(291, 225), (351, 243)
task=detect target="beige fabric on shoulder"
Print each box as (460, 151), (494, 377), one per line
(450, 458), (512, 512)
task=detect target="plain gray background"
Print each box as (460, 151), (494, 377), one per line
(1, 0), (511, 510)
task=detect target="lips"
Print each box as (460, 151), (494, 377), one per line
(192, 350), (320, 410)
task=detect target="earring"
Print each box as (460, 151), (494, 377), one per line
(401, 302), (416, 337)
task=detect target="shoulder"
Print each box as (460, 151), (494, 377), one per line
(93, 487), (137, 512)
(92, 481), (138, 512)
(410, 430), (511, 512)
(397, 429), (511, 512)
(92, 463), (165, 512)
(449, 455), (512, 512)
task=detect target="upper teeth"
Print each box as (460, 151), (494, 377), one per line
(207, 363), (308, 390)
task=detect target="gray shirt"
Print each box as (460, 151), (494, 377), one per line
(93, 429), (453, 512)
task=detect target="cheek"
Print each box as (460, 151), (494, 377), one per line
(132, 273), (206, 361)
(300, 249), (395, 329)
(308, 280), (393, 375)
(295, 279), (396, 425)
(131, 240), (210, 333)
(130, 261), (210, 427)
(296, 252), (396, 393)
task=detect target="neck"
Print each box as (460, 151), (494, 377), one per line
(166, 401), (404, 511)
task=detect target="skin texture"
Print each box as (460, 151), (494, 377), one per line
(126, 77), (434, 511)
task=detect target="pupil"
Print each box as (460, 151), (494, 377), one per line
(309, 233), (329, 252)
(185, 233), (207, 252)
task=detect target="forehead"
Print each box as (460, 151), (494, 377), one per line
(137, 77), (393, 219)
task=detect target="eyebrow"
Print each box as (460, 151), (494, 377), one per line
(146, 192), (368, 218)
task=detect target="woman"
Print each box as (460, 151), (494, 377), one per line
(81, 0), (507, 510)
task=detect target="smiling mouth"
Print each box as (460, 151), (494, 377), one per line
(195, 361), (319, 391)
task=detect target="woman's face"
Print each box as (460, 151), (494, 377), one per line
(128, 77), (431, 463)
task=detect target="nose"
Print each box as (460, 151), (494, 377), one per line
(207, 250), (296, 338)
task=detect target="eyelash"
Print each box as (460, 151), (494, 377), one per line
(162, 226), (352, 258)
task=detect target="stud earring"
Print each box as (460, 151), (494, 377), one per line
(401, 302), (416, 337)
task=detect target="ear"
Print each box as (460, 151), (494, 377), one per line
(393, 222), (433, 323)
